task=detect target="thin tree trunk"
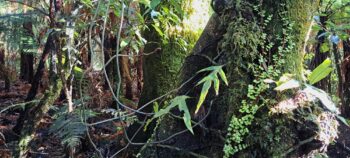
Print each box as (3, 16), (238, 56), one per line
(20, 53), (34, 83)
(311, 16), (331, 91)
(13, 31), (57, 134)
(341, 39), (350, 117)
(13, 0), (59, 134)
(20, 21), (34, 83)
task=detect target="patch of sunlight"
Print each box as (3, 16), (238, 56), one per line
(183, 0), (212, 32)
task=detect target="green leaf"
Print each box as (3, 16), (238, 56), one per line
(198, 65), (222, 73)
(120, 39), (129, 50)
(152, 24), (164, 37)
(312, 25), (322, 31)
(320, 43), (330, 53)
(177, 97), (193, 134)
(137, 0), (151, 7)
(195, 81), (211, 114)
(153, 102), (175, 118)
(308, 58), (334, 85)
(274, 79), (300, 91)
(218, 69), (228, 85)
(336, 115), (349, 127)
(304, 85), (337, 113)
(196, 75), (212, 86)
(150, 0), (161, 10)
(81, 0), (93, 7)
(152, 96), (189, 118)
(213, 77), (220, 96)
(153, 102), (159, 113)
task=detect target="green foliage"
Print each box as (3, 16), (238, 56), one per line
(49, 106), (97, 149)
(196, 65), (228, 114)
(149, 96), (193, 134)
(274, 58), (334, 92)
(222, 2), (305, 156)
(308, 58), (334, 85)
(148, 65), (228, 134)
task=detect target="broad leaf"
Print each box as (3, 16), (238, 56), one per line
(304, 85), (338, 114)
(177, 97), (193, 134)
(308, 58), (333, 85)
(274, 79), (300, 91)
(150, 0), (161, 10)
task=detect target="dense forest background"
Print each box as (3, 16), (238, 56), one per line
(1, 0), (350, 157)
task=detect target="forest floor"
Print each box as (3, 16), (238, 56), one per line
(0, 80), (350, 157)
(0, 80), (133, 157)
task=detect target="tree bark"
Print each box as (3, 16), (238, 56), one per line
(310, 16), (331, 92)
(140, 1), (323, 157)
(20, 53), (34, 83)
(129, 1), (204, 142)
(13, 32), (58, 134)
(341, 39), (350, 117)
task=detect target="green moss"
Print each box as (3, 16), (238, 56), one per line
(18, 76), (63, 156)
(139, 1), (208, 107)
(220, 0), (319, 157)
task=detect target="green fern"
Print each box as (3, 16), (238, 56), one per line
(49, 107), (97, 149)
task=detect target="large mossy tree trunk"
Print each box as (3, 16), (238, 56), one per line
(139, 1), (323, 158)
(132, 0), (210, 142)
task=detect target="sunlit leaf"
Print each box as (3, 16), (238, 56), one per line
(213, 77), (220, 96)
(195, 81), (211, 114)
(218, 69), (228, 85)
(120, 39), (129, 50)
(152, 24), (164, 37)
(308, 58), (333, 85)
(320, 43), (330, 53)
(304, 85), (338, 113)
(198, 65), (222, 73)
(196, 75), (212, 86)
(274, 79), (300, 91)
(153, 102), (159, 113)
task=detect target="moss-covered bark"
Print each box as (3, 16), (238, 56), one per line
(18, 75), (63, 157)
(140, 1), (328, 158)
(133, 1), (211, 143)
(138, 13), (223, 158)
